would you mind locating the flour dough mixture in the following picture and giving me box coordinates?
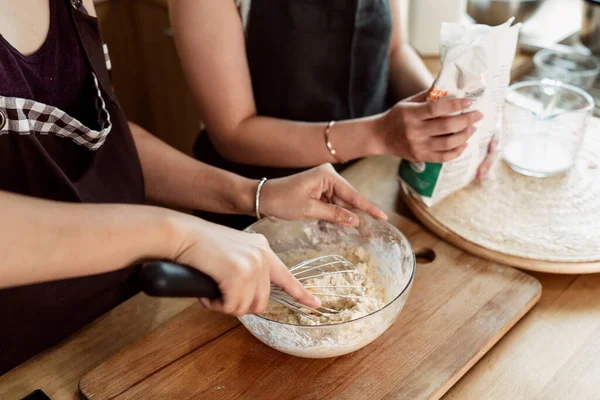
[262,245,386,325]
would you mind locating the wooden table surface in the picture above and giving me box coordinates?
[2,49,597,399]
[344,156,600,400]
[2,156,599,400]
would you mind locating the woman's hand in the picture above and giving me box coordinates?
[476,134,500,181]
[169,214,321,316]
[378,90,484,163]
[258,164,388,227]
[165,164,386,316]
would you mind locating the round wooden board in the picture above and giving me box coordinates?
[399,188,600,275]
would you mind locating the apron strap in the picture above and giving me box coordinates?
[63,0,114,96]
[64,0,112,73]
[66,0,85,14]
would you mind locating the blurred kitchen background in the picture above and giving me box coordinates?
[93,0,600,156]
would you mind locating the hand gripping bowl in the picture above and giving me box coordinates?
[239,212,416,358]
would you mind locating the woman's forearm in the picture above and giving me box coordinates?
[170,0,385,168]
[388,0,434,100]
[0,191,174,289]
[209,114,383,167]
[389,43,434,100]
[129,122,257,214]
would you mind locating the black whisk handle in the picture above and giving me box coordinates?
[138,261,221,299]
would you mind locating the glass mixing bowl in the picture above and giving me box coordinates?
[467,0,544,26]
[239,212,415,358]
[534,49,600,90]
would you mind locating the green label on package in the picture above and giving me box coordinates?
[398,160,443,198]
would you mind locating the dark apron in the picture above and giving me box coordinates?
[0,0,145,375]
[194,0,393,230]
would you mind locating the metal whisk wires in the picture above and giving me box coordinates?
[269,255,366,321]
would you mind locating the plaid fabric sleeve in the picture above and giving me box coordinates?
[0,73,112,151]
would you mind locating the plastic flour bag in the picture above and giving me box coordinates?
[398,18,521,206]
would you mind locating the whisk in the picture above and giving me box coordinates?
[269,255,366,320]
[138,255,366,319]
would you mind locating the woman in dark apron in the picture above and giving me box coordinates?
[171,0,495,230]
[0,0,385,375]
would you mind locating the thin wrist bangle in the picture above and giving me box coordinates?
[255,177,268,220]
[324,120,344,163]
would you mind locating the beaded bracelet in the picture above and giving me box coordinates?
[324,120,343,163]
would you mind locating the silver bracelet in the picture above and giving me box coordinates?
[255,177,268,220]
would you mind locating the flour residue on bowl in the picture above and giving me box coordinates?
[262,244,386,325]
[239,215,415,358]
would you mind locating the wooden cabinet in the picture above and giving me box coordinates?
[95,0,200,155]
[133,0,201,155]
[94,0,149,129]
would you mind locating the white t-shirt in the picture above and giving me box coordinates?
[235,0,251,29]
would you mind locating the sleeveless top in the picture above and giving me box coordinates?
[0,0,97,181]
[0,0,145,375]
[194,0,394,229]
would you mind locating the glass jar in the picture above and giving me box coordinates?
[502,80,595,177]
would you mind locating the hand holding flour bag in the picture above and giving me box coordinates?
[398,18,521,206]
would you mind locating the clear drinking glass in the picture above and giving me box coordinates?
[502,80,595,178]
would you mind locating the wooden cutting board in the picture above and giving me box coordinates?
[400,188,600,274]
[79,212,541,400]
